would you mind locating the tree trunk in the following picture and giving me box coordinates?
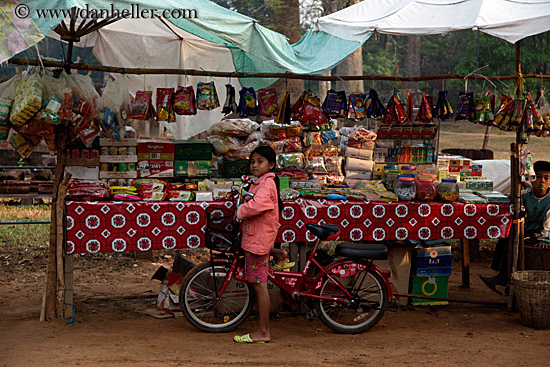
[403,35,421,93]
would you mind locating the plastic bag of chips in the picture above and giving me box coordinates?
[348,93,366,120]
[275,90,291,124]
[415,93,434,123]
[435,90,454,120]
[277,153,306,171]
[8,132,41,158]
[196,81,220,110]
[455,91,474,120]
[365,89,387,118]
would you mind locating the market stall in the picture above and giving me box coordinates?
[2,0,550,321]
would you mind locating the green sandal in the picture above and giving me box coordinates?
[233,333,266,343]
[271,262,295,271]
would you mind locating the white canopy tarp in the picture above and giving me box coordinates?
[316,0,550,44]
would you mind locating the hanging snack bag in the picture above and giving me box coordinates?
[196,81,220,110]
[493,95,513,127]
[347,93,366,120]
[238,87,257,117]
[435,90,454,120]
[8,132,41,158]
[277,153,306,171]
[322,89,347,118]
[365,88,387,118]
[382,91,407,125]
[130,91,154,120]
[173,86,196,115]
[9,73,43,126]
[156,87,175,122]
[257,88,278,117]
[455,91,474,120]
[404,89,413,122]
[0,98,12,141]
[415,93,434,123]
[276,90,291,124]
[222,84,237,115]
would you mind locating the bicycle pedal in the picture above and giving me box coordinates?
[307,309,318,321]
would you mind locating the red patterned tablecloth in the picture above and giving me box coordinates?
[65,199,513,255]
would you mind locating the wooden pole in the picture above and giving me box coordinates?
[56,172,72,318]
[508,41,525,309]
[8,57,550,83]
[460,239,470,288]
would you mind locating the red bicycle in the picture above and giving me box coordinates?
[180,179,395,334]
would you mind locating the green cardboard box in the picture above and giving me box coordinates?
[173,139,212,161]
[221,160,251,178]
[175,160,211,177]
[411,275,448,306]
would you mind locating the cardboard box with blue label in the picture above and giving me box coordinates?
[415,245,451,276]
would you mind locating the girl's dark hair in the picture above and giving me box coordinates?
[250,145,283,214]
[534,161,550,173]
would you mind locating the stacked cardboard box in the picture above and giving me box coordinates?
[173,139,212,177]
[411,243,451,306]
[137,139,175,178]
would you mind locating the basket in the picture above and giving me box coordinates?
[512,270,550,329]
[205,207,238,253]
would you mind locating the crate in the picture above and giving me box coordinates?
[411,275,449,306]
[414,245,451,276]
[174,160,210,177]
[173,139,212,161]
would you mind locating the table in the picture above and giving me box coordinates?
[66,199,512,254]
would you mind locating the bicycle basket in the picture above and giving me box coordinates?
[205,207,238,252]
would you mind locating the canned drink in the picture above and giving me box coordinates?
[119,163,128,172]
[91,149,100,159]
[127,147,136,155]
[108,146,118,155]
[71,149,80,159]
[81,150,90,159]
[100,163,109,171]
[127,163,136,171]
[118,146,128,155]
[109,163,118,172]
[100,147,109,155]
[117,179,126,186]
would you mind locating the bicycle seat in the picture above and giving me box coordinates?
[335,242,388,260]
[305,223,340,241]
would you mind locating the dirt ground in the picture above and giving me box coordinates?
[1,249,549,367]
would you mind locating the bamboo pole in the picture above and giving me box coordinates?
[8,57,550,83]
[56,172,72,318]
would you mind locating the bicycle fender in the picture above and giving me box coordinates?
[314,259,395,300]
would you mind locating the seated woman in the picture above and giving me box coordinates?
[480,160,550,295]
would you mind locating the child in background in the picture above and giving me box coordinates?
[233,145,289,343]
[480,160,550,294]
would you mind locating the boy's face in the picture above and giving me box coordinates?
[533,170,550,197]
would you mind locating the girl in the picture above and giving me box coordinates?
[233,145,290,343]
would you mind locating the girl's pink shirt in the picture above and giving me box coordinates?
[236,172,279,255]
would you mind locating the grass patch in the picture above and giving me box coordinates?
[0,204,51,250]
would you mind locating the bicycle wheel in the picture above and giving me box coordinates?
[180,262,255,332]
[315,267,388,334]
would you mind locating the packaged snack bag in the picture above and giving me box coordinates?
[9,73,43,126]
[156,87,175,122]
[222,84,237,115]
[322,89,347,118]
[347,93,366,120]
[275,90,291,124]
[382,90,407,124]
[365,88,387,118]
[435,90,454,120]
[415,94,434,123]
[238,87,257,117]
[257,88,278,117]
[130,90,155,120]
[173,86,196,115]
[196,81,220,110]
[455,91,474,120]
